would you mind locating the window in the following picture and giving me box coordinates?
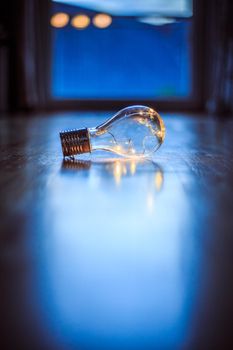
[51,0,194,102]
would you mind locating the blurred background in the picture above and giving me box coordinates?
[1,2,233,350]
[0,0,232,114]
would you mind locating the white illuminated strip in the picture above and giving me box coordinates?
[53,0,193,17]
[139,17,176,26]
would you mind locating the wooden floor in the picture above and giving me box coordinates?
[1,112,233,350]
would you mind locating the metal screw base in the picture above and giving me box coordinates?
[60,128,91,157]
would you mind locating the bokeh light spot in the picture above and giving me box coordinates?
[71,14,90,29]
[93,14,112,29]
[50,12,69,28]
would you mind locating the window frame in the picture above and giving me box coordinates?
[47,0,205,111]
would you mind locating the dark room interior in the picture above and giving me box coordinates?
[1,1,233,349]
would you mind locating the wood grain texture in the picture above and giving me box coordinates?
[1,112,233,350]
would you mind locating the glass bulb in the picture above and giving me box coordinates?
[60,105,165,158]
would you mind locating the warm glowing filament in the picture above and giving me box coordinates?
[93,14,112,28]
[50,13,69,28]
[114,145,122,153]
[71,14,90,29]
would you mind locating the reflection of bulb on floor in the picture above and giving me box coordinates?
[130,160,136,175]
[155,170,163,191]
[146,171,163,213]
[147,192,155,212]
[113,161,123,186]
[60,105,165,158]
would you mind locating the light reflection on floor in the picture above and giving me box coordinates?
[39,155,196,349]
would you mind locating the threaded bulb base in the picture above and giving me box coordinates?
[60,128,91,157]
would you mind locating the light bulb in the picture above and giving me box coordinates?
[60,105,165,158]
